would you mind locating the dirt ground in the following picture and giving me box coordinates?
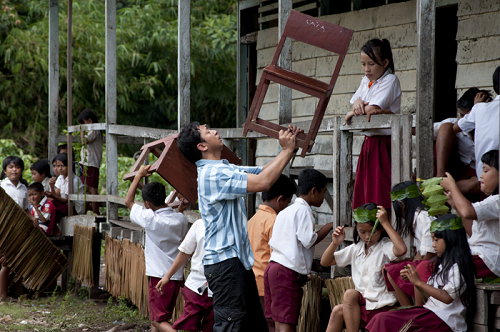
[0,293,152,332]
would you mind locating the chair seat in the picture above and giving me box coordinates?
[264,65,330,94]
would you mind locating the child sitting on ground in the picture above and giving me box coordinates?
[156,218,214,332]
[125,165,189,332]
[366,215,476,332]
[78,109,103,215]
[320,203,406,332]
[30,159,52,192]
[28,182,56,236]
[265,169,334,332]
[440,149,500,278]
[248,174,298,332]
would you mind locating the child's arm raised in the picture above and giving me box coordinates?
[314,222,334,245]
[401,265,453,304]
[125,165,150,209]
[320,226,345,267]
[440,173,477,220]
[376,206,407,257]
[156,251,191,294]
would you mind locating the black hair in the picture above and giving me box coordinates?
[298,169,327,196]
[27,182,44,193]
[456,87,492,112]
[2,156,24,172]
[30,159,52,178]
[141,182,166,207]
[177,122,205,164]
[481,150,499,195]
[77,109,98,124]
[353,202,388,243]
[262,174,297,201]
[391,181,426,238]
[430,214,476,311]
[57,144,67,154]
[361,38,395,74]
[54,153,68,166]
[493,66,500,95]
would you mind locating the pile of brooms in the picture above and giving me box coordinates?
[72,224,96,287]
[0,187,69,293]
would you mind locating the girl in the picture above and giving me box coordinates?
[78,109,103,215]
[346,38,402,210]
[30,159,52,192]
[45,153,85,219]
[320,203,406,332]
[440,149,500,278]
[384,181,436,306]
[366,214,476,332]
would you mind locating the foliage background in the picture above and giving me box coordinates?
[0,0,238,157]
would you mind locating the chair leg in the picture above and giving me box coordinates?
[301,96,329,158]
[243,74,270,136]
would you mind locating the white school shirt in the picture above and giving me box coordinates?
[130,204,188,279]
[350,70,401,136]
[433,118,475,168]
[178,219,212,297]
[55,174,85,214]
[269,198,318,275]
[1,178,29,210]
[413,209,436,257]
[41,177,51,192]
[457,96,500,178]
[334,238,400,310]
[424,263,467,332]
[80,130,103,168]
[469,194,500,277]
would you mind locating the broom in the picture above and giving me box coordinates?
[72,224,95,286]
[297,274,322,332]
[324,277,355,308]
[0,187,69,293]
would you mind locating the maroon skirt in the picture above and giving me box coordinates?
[473,255,498,278]
[366,306,452,331]
[358,292,392,327]
[384,260,433,298]
[353,136,392,210]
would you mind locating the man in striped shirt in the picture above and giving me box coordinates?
[178,122,301,332]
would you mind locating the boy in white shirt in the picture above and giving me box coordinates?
[265,169,333,331]
[156,219,214,332]
[125,165,189,332]
[30,159,52,192]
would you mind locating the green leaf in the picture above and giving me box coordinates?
[430,217,463,232]
[368,218,380,243]
[420,177,443,190]
[353,208,378,223]
[389,185,420,201]
[422,184,444,198]
[428,205,450,216]
[426,194,448,207]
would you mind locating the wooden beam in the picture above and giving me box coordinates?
[108,124,177,139]
[67,0,73,216]
[178,0,190,130]
[416,0,435,180]
[67,123,107,133]
[278,0,292,125]
[48,0,59,164]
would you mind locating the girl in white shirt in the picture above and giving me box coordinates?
[441,149,500,278]
[345,39,402,210]
[366,214,476,332]
[321,203,407,332]
[384,181,436,306]
[30,159,52,192]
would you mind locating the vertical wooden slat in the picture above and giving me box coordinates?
[402,115,413,182]
[178,0,191,130]
[339,130,353,225]
[331,116,341,279]
[278,0,292,125]
[390,116,402,187]
[48,0,59,164]
[67,0,73,216]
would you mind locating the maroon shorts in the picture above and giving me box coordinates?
[80,165,99,189]
[366,306,452,331]
[384,260,433,298]
[148,277,181,322]
[172,287,214,332]
[353,136,392,210]
[358,292,392,327]
[473,255,498,278]
[264,261,307,325]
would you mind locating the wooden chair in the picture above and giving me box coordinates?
[242,10,353,157]
[123,134,241,205]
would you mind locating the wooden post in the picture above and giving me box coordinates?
[67,0,73,216]
[88,230,101,299]
[278,0,292,125]
[106,0,118,221]
[178,0,190,130]
[416,0,435,180]
[48,0,59,163]
[331,116,341,279]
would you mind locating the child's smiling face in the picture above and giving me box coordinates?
[4,162,22,183]
[480,164,499,195]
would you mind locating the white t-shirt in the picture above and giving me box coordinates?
[1,178,29,210]
[350,70,401,136]
[413,209,436,257]
[178,219,212,297]
[457,96,500,178]
[269,198,318,275]
[41,177,51,192]
[469,195,500,277]
[80,130,103,168]
[433,118,475,168]
[130,204,188,279]
[424,263,467,332]
[55,174,85,214]
[334,237,400,310]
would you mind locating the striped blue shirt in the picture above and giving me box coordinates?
[196,159,262,270]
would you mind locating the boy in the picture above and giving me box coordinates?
[156,218,214,332]
[177,122,302,332]
[30,159,52,192]
[265,169,334,332]
[28,182,56,236]
[247,174,297,332]
[125,165,189,332]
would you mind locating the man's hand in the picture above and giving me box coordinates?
[278,129,296,152]
[135,165,151,180]
[177,199,190,214]
[331,226,345,246]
